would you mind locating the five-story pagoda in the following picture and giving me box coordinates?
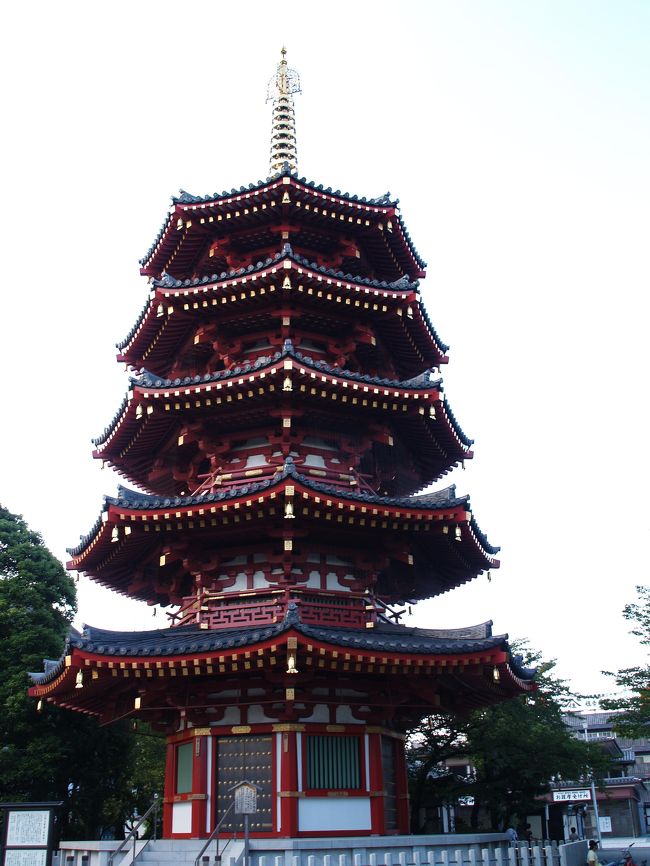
[30,52,534,840]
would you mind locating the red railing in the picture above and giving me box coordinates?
[190,462,377,496]
[168,590,372,630]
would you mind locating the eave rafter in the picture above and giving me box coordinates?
[140,174,425,283]
[29,630,531,722]
[67,470,498,606]
[119,253,446,375]
[93,353,471,485]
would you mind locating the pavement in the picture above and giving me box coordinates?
[600,838,650,865]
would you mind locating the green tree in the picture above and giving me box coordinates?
[0,504,165,839]
[602,585,650,736]
[407,713,473,832]
[407,644,609,833]
[0,503,76,802]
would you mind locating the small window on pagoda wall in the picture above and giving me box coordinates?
[306,735,362,791]
[176,742,193,794]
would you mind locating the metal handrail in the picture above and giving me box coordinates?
[108,794,160,866]
[194,802,235,866]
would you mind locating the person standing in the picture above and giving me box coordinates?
[588,840,602,866]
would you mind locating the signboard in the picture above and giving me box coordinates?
[234,783,258,815]
[4,852,47,866]
[599,816,612,833]
[6,812,50,848]
[0,802,61,866]
[552,790,591,802]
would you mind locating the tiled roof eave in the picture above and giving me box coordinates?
[65,466,476,560]
[140,172,424,277]
[27,618,535,688]
[121,250,448,372]
[104,470,470,514]
[121,250,448,369]
[135,346,443,392]
[116,295,151,351]
[92,342,456,450]
[151,247,420,295]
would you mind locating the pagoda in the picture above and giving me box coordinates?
[30,51,534,840]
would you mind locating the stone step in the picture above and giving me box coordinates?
[135,839,243,866]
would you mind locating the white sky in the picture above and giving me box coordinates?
[1,0,649,698]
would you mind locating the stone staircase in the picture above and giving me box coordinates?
[130,838,243,866]
[56,838,243,866]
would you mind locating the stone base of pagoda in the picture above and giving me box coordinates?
[163,721,409,839]
[58,833,514,866]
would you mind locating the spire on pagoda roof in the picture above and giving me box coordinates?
[267,47,301,176]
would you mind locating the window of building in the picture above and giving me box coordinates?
[176,742,193,794]
[306,735,361,790]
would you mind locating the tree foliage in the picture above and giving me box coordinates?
[0,504,165,839]
[408,644,609,833]
[602,585,650,736]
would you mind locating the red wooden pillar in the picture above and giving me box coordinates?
[395,736,410,834]
[279,730,299,837]
[368,732,385,835]
[162,740,176,838]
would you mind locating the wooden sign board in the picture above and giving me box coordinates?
[234,783,258,814]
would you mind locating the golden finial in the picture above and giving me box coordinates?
[267,47,301,176]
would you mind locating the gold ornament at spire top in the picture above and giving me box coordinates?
[267,47,301,176]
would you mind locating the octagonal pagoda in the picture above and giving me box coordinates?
[30,51,534,840]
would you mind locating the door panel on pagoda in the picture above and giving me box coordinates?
[216,735,273,833]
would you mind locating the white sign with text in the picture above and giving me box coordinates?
[4,850,48,866]
[6,811,50,847]
[552,790,591,802]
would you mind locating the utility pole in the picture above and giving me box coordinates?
[584,722,602,843]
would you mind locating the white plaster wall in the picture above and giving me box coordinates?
[171,802,193,834]
[219,706,241,725]
[252,570,266,588]
[297,704,329,723]
[335,704,363,724]
[298,798,371,832]
[225,572,247,592]
[306,570,321,588]
[304,454,326,467]
[326,572,346,590]
[248,704,277,724]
